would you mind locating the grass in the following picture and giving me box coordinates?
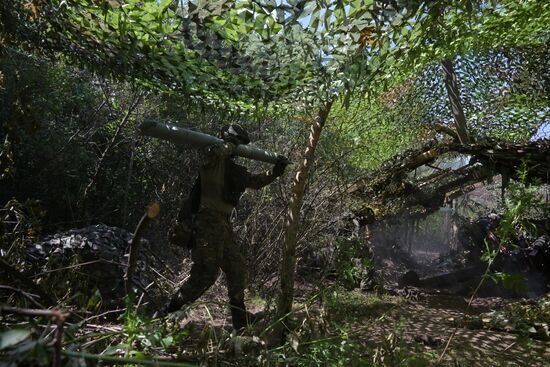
[323,286,405,322]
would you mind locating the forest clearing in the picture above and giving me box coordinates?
[1,1,549,366]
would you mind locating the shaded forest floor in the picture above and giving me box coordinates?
[2,275,549,366]
[82,280,548,366]
[358,292,550,366]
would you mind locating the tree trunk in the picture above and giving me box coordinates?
[441,59,470,144]
[275,100,333,342]
[122,136,138,226]
[125,202,159,297]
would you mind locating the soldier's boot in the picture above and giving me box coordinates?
[246,310,266,324]
[229,298,247,330]
[165,268,219,312]
[164,294,188,314]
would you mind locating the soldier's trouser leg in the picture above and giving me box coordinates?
[166,213,223,312]
[220,224,247,330]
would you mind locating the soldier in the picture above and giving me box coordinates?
[165,124,288,330]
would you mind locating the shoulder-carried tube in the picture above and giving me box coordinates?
[139,120,288,164]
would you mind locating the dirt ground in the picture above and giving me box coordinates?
[152,278,549,366]
[360,291,550,366]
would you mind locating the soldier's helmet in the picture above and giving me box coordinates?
[220,124,250,145]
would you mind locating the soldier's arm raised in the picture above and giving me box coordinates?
[246,157,288,190]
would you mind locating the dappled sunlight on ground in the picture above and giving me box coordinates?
[347,292,550,366]
[153,284,549,365]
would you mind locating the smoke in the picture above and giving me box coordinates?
[370,209,549,298]
[371,209,461,266]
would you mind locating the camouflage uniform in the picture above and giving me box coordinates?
[167,142,285,329]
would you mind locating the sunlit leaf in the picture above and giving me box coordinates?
[0,329,32,350]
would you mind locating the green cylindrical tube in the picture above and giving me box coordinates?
[139,120,288,164]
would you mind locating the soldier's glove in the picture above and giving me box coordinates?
[273,156,289,177]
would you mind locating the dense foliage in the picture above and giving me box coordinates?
[1,0,549,365]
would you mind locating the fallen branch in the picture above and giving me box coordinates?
[431,122,460,142]
[83,324,124,333]
[0,285,45,309]
[32,259,107,278]
[74,308,125,324]
[61,350,197,367]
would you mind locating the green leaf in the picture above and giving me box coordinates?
[491,272,528,292]
[129,350,147,359]
[161,335,174,348]
[0,329,32,350]
[102,343,130,355]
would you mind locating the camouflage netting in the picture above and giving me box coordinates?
[20,224,163,310]
[348,139,550,220]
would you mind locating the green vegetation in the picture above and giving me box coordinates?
[1,0,549,366]
[463,294,550,340]
[497,160,550,247]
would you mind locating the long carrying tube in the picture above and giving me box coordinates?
[139,120,287,164]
